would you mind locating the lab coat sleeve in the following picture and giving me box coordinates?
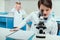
[51,19,58,35]
[17,13,32,28]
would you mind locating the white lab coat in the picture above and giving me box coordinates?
[11,8,27,27]
[18,11,58,35]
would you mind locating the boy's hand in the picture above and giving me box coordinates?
[10,27,20,32]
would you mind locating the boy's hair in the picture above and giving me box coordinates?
[38,0,52,9]
[16,2,21,5]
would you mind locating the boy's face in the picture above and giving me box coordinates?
[15,4,21,11]
[40,4,52,18]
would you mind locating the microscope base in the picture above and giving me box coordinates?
[36,34,46,38]
[36,36,45,38]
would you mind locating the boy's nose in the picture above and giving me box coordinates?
[43,11,47,16]
[43,14,46,16]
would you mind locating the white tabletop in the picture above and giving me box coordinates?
[32,34,60,40]
[1,27,60,40]
[7,30,34,40]
[0,27,13,40]
[56,19,60,21]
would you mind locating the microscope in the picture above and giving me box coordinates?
[36,11,47,38]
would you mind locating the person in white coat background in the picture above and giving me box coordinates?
[12,0,58,35]
[11,2,27,28]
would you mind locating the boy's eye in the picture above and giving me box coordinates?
[46,9,49,11]
[41,10,44,13]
